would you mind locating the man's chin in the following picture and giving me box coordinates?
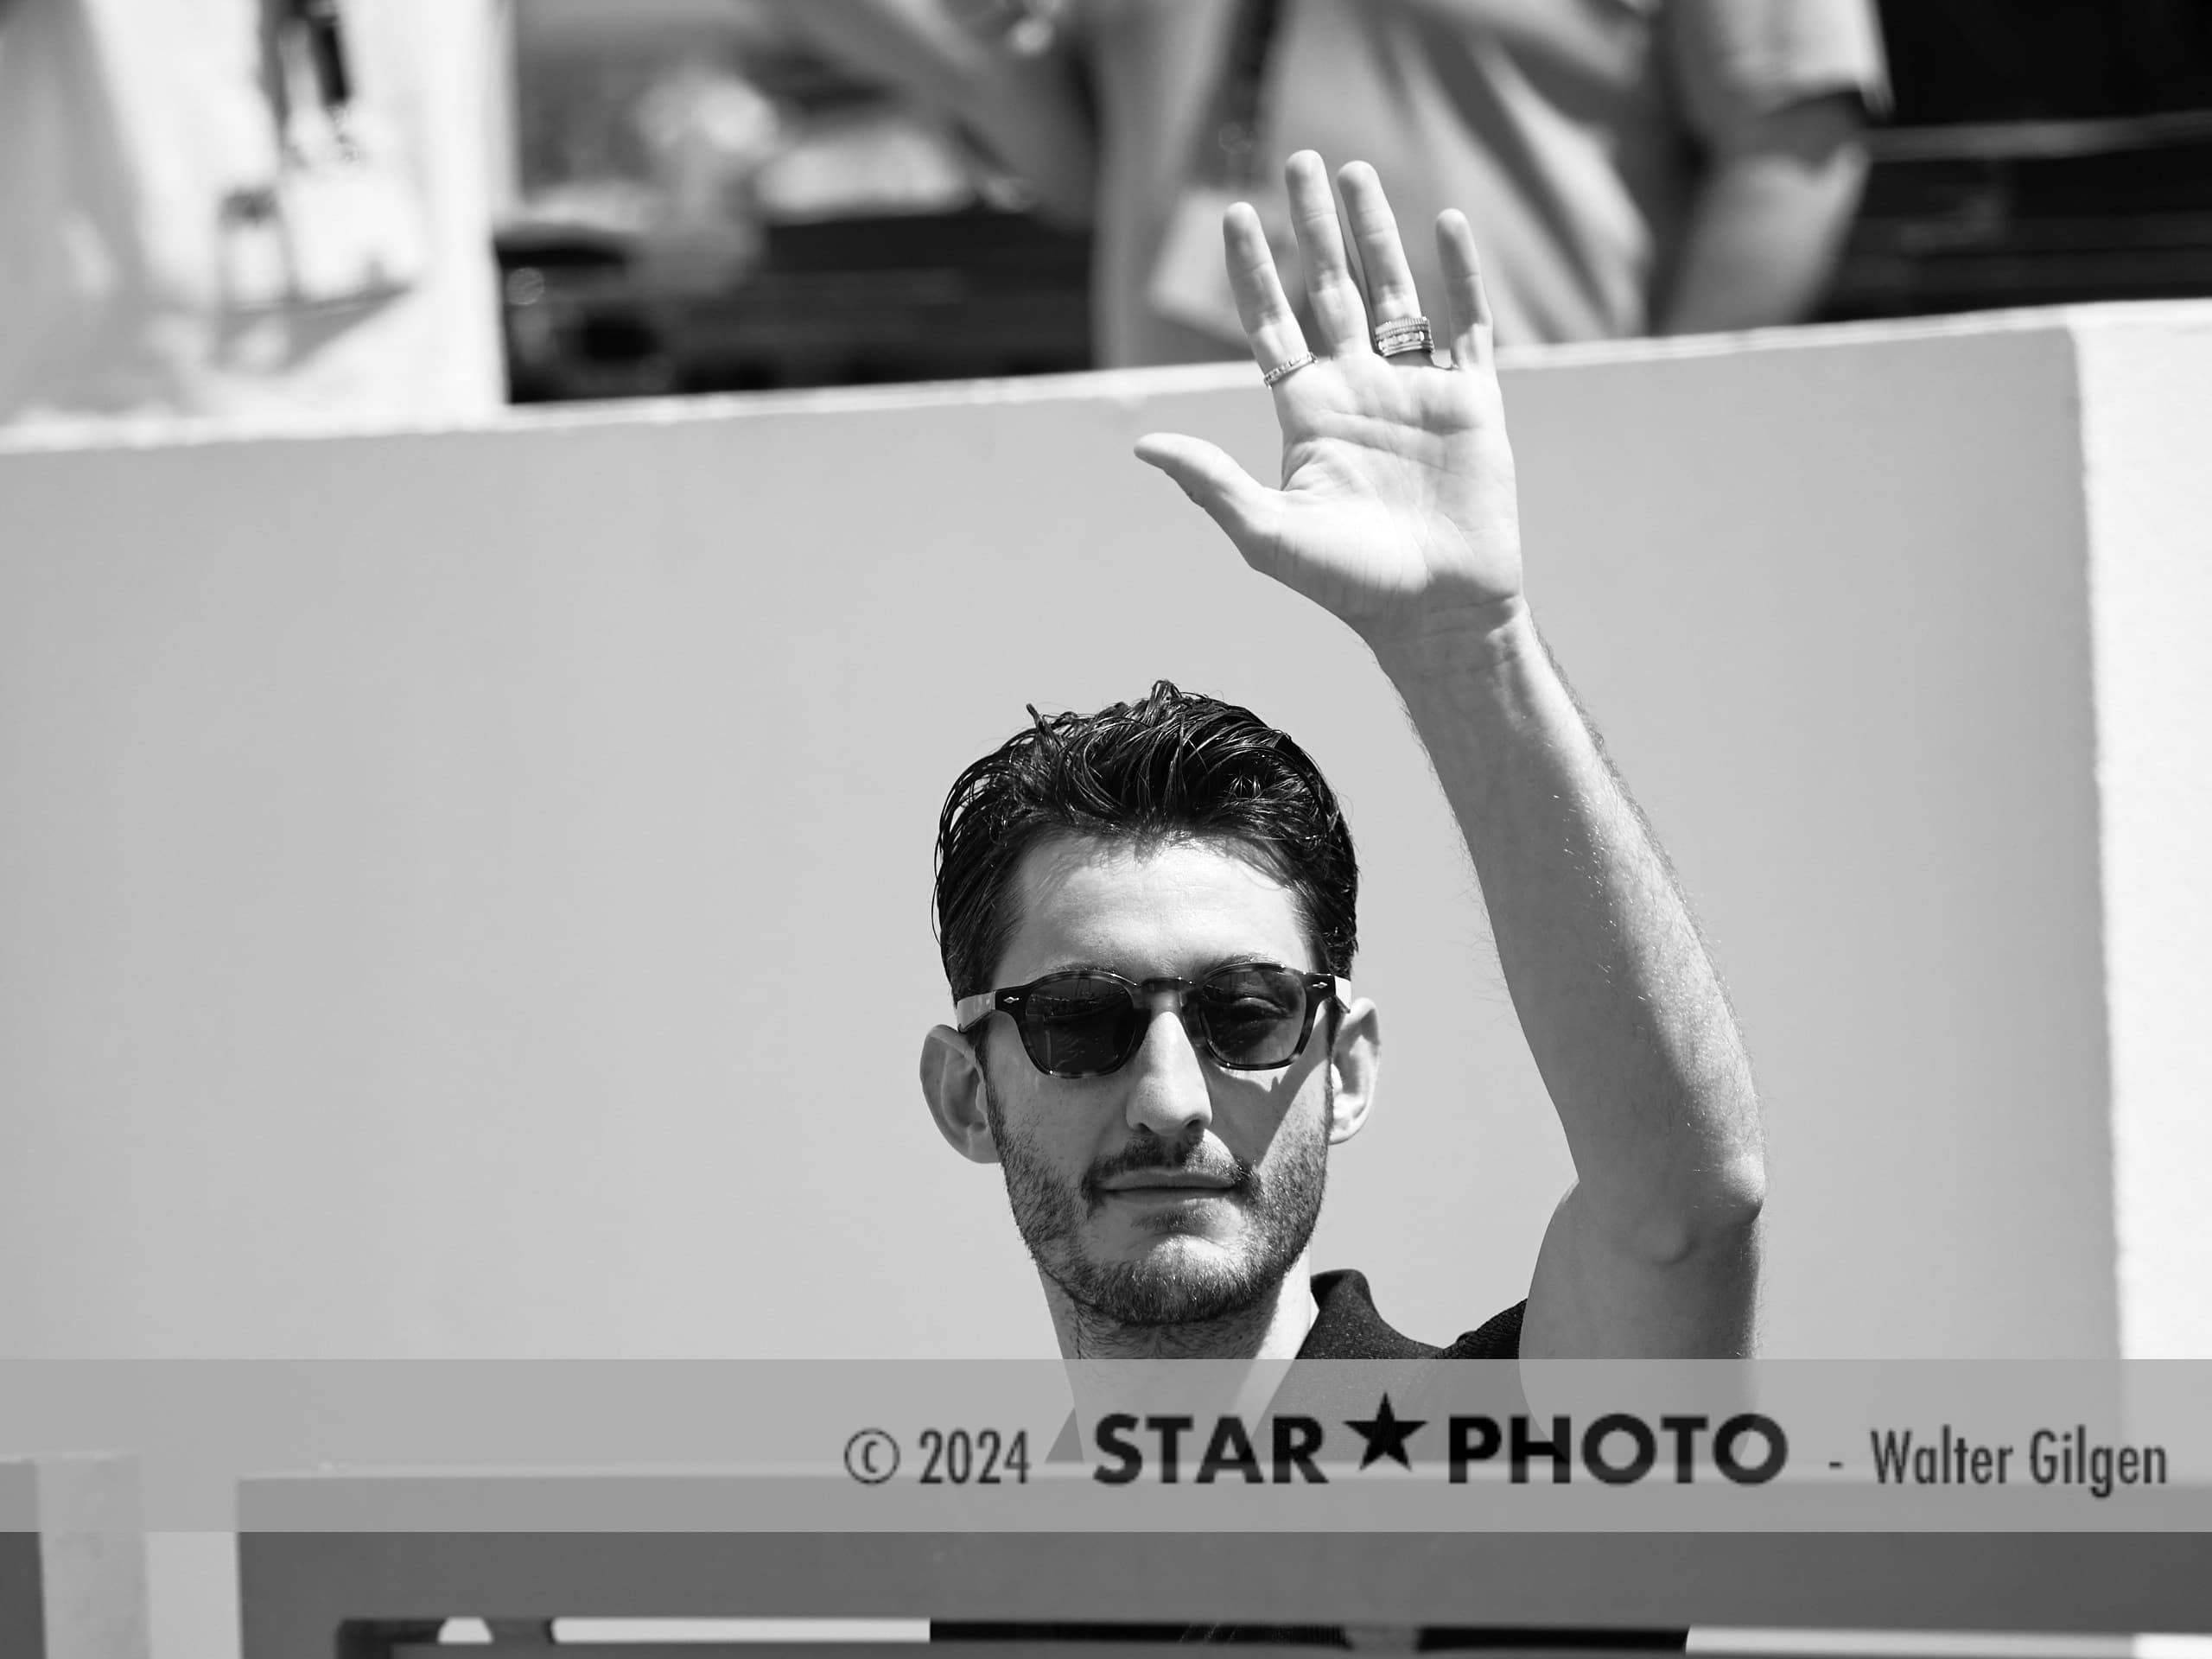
[1050,1232,1281,1328]
[1090,1202,1255,1267]
[1100,1227,1240,1267]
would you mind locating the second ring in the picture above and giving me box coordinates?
[1372,316,1436,359]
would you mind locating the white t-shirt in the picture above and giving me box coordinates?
[1076,0,1890,359]
[0,0,503,429]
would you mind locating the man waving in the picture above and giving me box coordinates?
[922,152,1764,1364]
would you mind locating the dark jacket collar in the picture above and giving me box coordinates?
[1296,1268,1441,1359]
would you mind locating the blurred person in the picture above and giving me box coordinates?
[631,58,785,287]
[0,0,504,429]
[790,0,1887,359]
[923,154,1763,1372]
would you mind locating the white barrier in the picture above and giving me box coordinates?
[3,302,2209,1654]
[3,306,2209,1366]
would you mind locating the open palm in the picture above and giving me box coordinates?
[1137,156,1525,658]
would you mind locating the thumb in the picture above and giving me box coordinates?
[1135,432,1275,557]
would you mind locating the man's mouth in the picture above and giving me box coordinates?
[1099,1173,1237,1194]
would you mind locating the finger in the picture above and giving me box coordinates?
[1436,209,1497,372]
[1135,432,1278,563]
[1337,162,1422,327]
[1282,150,1369,353]
[1222,201,1310,377]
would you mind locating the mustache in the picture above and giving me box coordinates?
[1082,1136,1251,1198]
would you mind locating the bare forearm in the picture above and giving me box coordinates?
[1659,101,1869,335]
[1376,604,1764,1261]
[780,0,1096,221]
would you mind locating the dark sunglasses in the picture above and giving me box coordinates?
[954,963,1351,1080]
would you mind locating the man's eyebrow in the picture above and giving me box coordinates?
[1028,951,1293,980]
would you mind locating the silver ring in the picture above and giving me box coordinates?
[1372,316,1435,358]
[1261,352,1316,387]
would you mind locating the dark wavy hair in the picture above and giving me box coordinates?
[933,682,1359,1001]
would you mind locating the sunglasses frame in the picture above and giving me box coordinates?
[954,963,1353,1079]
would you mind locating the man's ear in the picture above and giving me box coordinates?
[920,1025,1001,1165]
[1325,996,1381,1145]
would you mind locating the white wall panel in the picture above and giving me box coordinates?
[4,308,2204,1372]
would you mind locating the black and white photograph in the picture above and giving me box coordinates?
[3,3,2211,1658]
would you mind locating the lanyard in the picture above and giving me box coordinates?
[291,0,356,111]
[265,0,356,130]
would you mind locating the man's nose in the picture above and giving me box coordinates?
[1121,1002,1213,1140]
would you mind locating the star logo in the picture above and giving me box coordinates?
[1343,1394,1426,1471]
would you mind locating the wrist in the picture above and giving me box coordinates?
[1365,594,1539,690]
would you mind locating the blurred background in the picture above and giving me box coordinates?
[503,0,2212,399]
[5,0,2212,423]
[499,0,1092,400]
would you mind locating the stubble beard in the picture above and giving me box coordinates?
[983,1071,1332,1332]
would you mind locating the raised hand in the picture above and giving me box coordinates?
[1135,153,1525,660]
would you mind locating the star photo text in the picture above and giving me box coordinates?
[1090,1398,1789,1485]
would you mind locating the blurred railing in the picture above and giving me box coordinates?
[0,1454,149,1659]
[1803,111,2212,322]
[232,1478,2212,1659]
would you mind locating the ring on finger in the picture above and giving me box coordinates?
[1261,351,1317,387]
[1371,316,1437,359]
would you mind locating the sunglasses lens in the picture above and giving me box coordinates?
[1021,974,1141,1077]
[1192,965,1312,1066]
